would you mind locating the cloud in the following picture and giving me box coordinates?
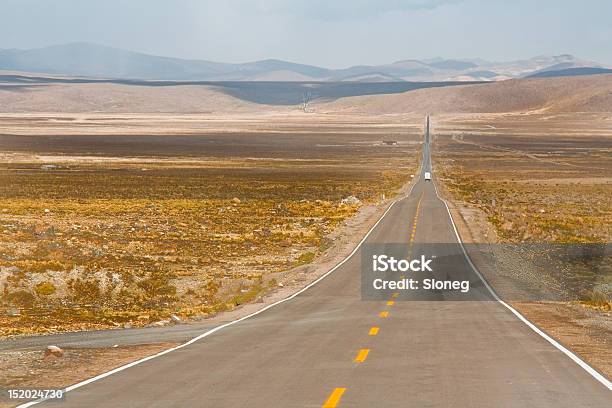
[242,0,463,20]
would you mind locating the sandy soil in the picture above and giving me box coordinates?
[0,343,176,407]
[0,111,422,136]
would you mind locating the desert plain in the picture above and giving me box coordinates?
[0,74,610,394]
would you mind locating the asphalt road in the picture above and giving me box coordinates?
[17,122,611,407]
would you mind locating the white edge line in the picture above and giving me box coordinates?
[16,179,418,407]
[431,177,612,391]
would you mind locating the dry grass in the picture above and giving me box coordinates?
[434,113,612,243]
[433,112,612,306]
[0,116,420,336]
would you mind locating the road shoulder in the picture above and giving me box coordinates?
[437,179,612,380]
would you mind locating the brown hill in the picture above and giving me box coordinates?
[1,74,610,115]
[318,74,612,114]
[0,82,263,113]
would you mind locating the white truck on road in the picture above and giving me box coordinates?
[424,172,432,181]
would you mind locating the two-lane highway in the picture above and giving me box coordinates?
[22,118,610,407]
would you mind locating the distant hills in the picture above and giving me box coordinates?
[0,42,610,82]
[526,67,612,78]
[320,75,612,114]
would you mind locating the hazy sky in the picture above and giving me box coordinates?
[2,0,611,67]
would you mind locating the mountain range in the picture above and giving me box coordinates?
[0,43,610,82]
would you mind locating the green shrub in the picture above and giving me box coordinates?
[137,271,177,303]
[296,251,316,265]
[69,278,101,303]
[35,281,56,296]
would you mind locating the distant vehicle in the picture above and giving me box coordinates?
[424,172,432,181]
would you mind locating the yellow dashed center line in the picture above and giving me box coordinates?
[354,349,370,363]
[410,194,423,244]
[322,191,425,407]
[322,388,346,408]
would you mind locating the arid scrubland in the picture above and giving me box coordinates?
[0,115,420,336]
[433,113,611,243]
[433,112,612,307]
